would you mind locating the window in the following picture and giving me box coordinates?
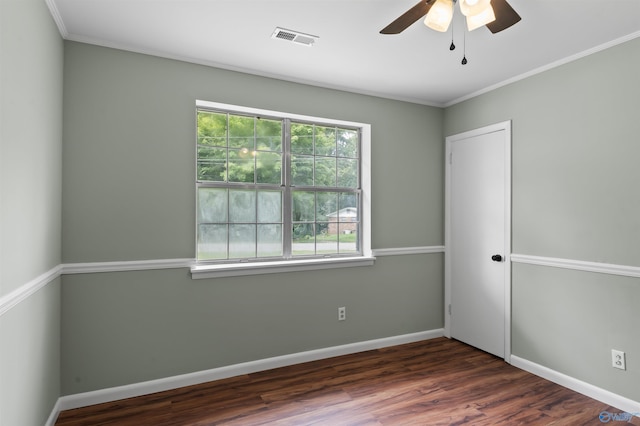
[193,100,372,278]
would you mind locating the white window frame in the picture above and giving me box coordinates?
[191,100,373,279]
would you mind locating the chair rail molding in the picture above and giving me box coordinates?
[0,265,62,316]
[510,254,640,279]
[372,246,445,256]
[1,246,445,316]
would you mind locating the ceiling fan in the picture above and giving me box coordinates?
[380,0,521,35]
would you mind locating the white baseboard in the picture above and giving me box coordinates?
[47,335,640,424]
[45,398,63,426]
[511,355,640,417]
[50,329,443,421]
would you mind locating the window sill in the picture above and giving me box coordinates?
[190,256,376,279]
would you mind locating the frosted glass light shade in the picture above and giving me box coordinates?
[460,0,492,17]
[466,4,496,31]
[424,0,454,32]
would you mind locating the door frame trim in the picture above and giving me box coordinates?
[444,120,512,362]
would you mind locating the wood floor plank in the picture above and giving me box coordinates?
[55,338,640,425]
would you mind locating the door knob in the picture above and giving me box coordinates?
[491,254,503,262]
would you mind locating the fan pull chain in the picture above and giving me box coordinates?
[461,29,468,65]
[450,15,456,50]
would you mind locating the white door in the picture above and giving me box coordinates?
[445,122,511,360]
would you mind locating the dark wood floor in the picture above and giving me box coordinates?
[55,337,639,425]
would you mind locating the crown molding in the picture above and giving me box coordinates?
[45,0,68,38]
[445,30,640,107]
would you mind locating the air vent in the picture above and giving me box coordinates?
[271,27,318,46]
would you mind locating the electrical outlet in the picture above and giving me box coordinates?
[612,349,626,370]
[338,306,346,321]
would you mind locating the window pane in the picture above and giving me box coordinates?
[197,146,223,160]
[258,190,282,223]
[317,192,337,222]
[315,126,336,156]
[229,190,256,223]
[337,158,358,188]
[316,223,337,255]
[292,223,315,256]
[197,147,227,182]
[198,136,227,148]
[228,115,254,149]
[256,119,282,151]
[198,161,225,182]
[291,123,313,155]
[256,152,281,184]
[198,111,227,146]
[337,193,359,254]
[258,224,282,257]
[198,188,227,223]
[229,224,256,258]
[315,157,336,187]
[339,192,358,214]
[337,129,358,158]
[197,224,227,260]
[291,155,314,186]
[228,149,255,183]
[292,191,315,222]
[338,227,358,254]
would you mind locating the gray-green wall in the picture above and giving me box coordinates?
[0,0,63,424]
[60,42,445,395]
[444,37,640,402]
[2,4,638,420]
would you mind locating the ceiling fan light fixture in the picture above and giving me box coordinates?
[460,0,492,17]
[466,4,496,31]
[424,0,454,32]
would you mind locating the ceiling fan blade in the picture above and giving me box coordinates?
[380,0,434,34]
[486,0,521,33]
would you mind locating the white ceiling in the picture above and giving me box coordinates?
[48,0,640,106]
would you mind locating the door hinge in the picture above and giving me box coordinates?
[448,304,452,315]
[449,152,452,164]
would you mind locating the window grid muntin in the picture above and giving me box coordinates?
[290,188,361,258]
[288,121,360,189]
[196,183,285,261]
[197,110,284,185]
[196,107,362,264]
